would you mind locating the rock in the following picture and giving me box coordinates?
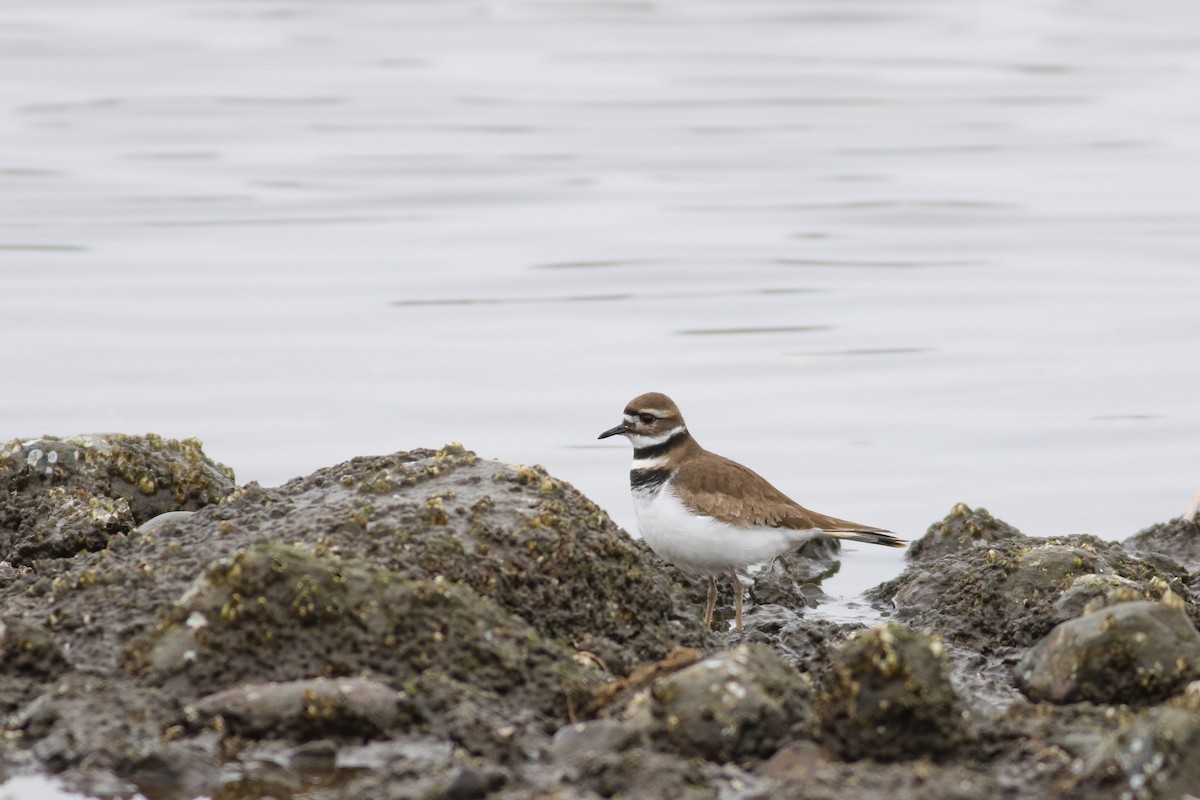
[757,740,828,778]
[314,738,512,800]
[1063,700,1200,799]
[616,644,814,763]
[187,677,417,740]
[1124,516,1200,574]
[818,624,969,761]
[549,718,645,765]
[442,764,507,800]
[1015,600,1200,706]
[663,541,841,633]
[763,758,1005,799]
[739,607,862,684]
[0,443,709,790]
[191,446,712,667]
[0,446,708,681]
[0,434,235,562]
[16,437,1200,800]
[547,723,732,800]
[1052,572,1187,619]
[747,545,840,612]
[871,528,1196,651]
[0,616,71,713]
[906,503,1025,564]
[567,748,726,800]
[1053,573,1148,618]
[125,740,222,800]
[7,673,181,796]
[124,543,603,729]
[0,617,67,675]
[133,510,196,536]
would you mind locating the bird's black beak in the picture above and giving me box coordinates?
[597,423,627,440]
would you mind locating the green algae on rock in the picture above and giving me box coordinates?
[1015,600,1200,706]
[124,543,603,726]
[818,624,969,761]
[200,446,712,670]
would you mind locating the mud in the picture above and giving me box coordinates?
[3,445,1200,800]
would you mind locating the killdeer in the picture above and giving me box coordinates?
[599,392,905,632]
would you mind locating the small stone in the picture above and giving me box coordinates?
[617,644,813,763]
[1066,705,1200,798]
[817,623,969,761]
[1015,600,1200,706]
[189,677,416,740]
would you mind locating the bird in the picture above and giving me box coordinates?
[598,391,905,632]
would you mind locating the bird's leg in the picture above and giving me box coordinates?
[704,576,718,628]
[731,569,744,632]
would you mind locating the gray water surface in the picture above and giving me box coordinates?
[4,0,1199,604]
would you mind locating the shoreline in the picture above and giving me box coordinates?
[2,434,1198,800]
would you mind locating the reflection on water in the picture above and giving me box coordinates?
[3,0,1199,613]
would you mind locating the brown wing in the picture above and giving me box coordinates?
[672,451,889,533]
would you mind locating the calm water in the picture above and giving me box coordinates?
[3,0,1199,608]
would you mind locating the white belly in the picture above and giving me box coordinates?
[631,484,819,575]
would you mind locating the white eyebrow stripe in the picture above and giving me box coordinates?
[627,408,673,418]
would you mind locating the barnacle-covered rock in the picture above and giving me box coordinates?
[0,434,234,561]
[871,511,1195,651]
[818,624,969,761]
[1015,600,1200,706]
[615,644,814,763]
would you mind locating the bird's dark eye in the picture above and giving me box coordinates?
[639,413,656,425]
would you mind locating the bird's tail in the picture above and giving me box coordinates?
[828,529,907,548]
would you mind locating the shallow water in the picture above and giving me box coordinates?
[3,0,1199,606]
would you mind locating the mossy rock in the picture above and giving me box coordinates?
[123,543,601,725]
[201,446,711,669]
